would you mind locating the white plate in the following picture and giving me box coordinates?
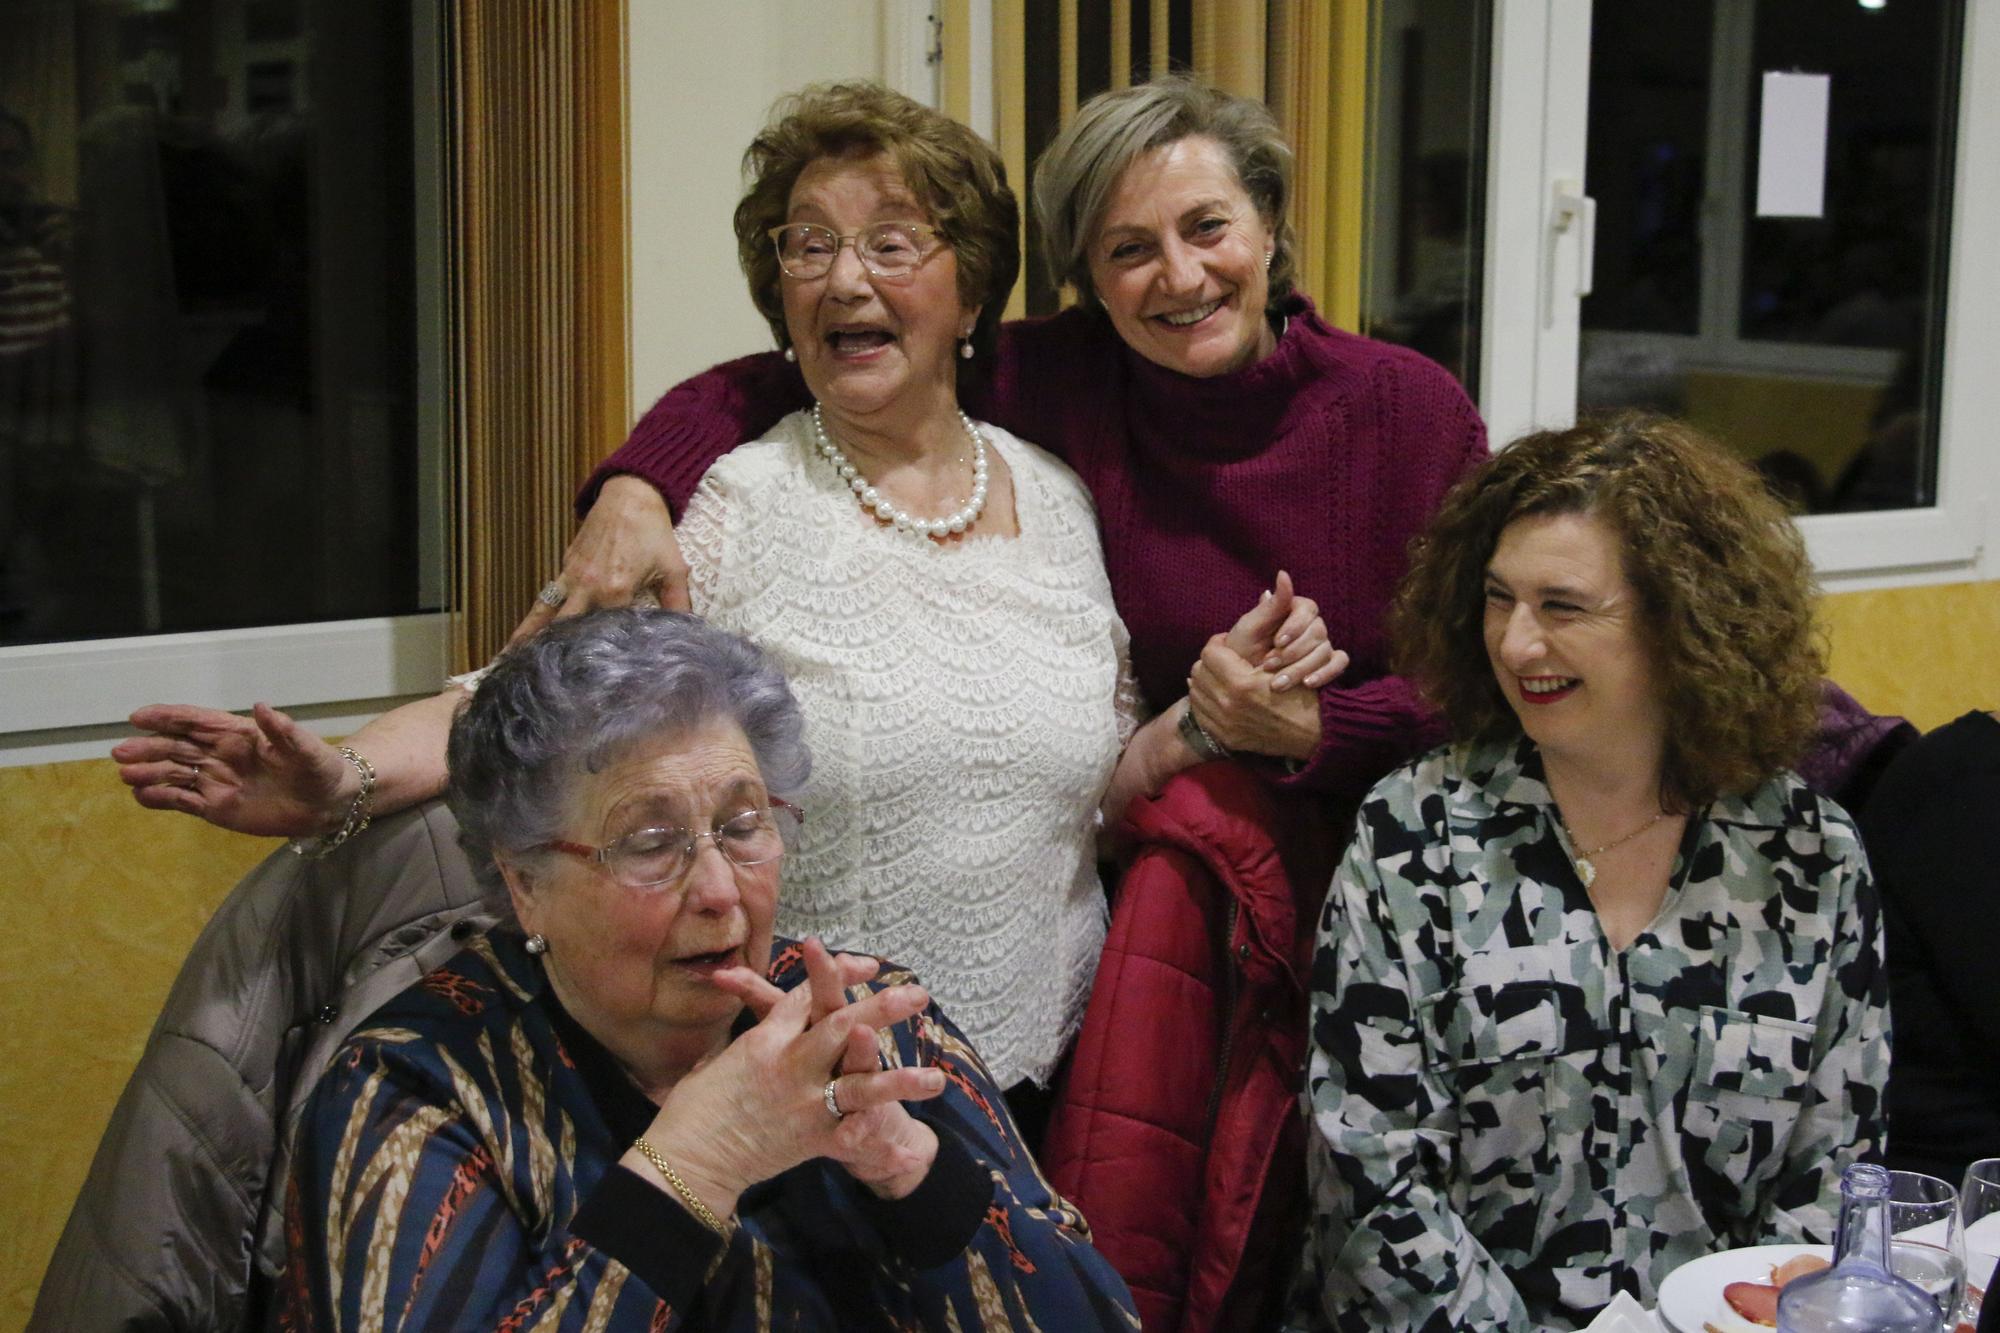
[1655,1244,1832,1333]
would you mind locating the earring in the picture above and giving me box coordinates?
[782,346,796,363]
[959,338,974,360]
[1264,249,1273,271]
[524,933,548,956]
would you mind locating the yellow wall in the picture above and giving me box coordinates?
[1822,579,2000,729]
[0,761,276,1329]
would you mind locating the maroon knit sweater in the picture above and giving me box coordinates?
[581,294,1487,807]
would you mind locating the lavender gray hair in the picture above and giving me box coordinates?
[1031,75,1298,307]
[447,609,811,892]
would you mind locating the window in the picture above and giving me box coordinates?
[0,0,448,754]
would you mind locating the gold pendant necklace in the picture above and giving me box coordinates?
[1558,808,1669,888]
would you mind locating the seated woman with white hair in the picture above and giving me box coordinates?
[277,608,1137,1329]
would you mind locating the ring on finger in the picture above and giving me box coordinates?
[823,1077,845,1120]
[536,579,567,608]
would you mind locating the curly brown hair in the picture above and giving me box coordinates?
[732,82,1019,368]
[1391,413,1825,808]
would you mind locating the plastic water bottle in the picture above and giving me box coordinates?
[1776,1163,1944,1332]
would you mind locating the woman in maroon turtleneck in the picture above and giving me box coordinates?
[537,78,1486,837]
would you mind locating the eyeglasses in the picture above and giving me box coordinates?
[767,221,943,280]
[539,799,802,891]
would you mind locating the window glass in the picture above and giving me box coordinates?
[1578,0,1961,516]
[0,0,428,647]
[1359,0,1492,397]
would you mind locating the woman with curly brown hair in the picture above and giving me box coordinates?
[1289,414,1889,1331]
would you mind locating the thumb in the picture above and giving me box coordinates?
[252,702,311,757]
[507,601,558,648]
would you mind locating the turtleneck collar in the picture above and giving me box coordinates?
[1119,292,1324,453]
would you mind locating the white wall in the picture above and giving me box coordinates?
[625,3,927,416]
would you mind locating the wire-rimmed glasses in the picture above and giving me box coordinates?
[540,799,802,890]
[767,221,943,280]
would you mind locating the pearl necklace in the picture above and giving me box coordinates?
[811,402,989,541]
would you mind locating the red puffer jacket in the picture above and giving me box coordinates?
[1043,762,1318,1332]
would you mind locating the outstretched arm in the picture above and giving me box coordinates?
[533,315,1098,633]
[114,689,462,838]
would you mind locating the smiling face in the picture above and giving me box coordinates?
[502,721,780,1079]
[1482,510,1667,772]
[1086,135,1276,378]
[780,151,976,433]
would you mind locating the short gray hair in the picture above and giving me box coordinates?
[1032,75,1297,307]
[446,609,811,892]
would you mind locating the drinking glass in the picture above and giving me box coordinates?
[1958,1159,2000,1329]
[1886,1170,1966,1327]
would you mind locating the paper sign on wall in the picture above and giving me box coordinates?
[1756,71,1830,218]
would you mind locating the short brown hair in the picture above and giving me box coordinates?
[1391,414,1825,808]
[732,82,1019,367]
[1031,75,1297,307]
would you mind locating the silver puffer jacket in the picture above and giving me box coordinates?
[31,801,499,1331]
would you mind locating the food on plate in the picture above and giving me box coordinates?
[1703,1253,1831,1331]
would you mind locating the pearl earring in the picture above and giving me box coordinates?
[782,346,796,363]
[524,933,548,956]
[959,338,974,360]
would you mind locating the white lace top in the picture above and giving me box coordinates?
[680,410,1139,1088]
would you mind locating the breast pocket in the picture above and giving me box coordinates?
[1683,1006,1814,1198]
[1417,980,1595,1186]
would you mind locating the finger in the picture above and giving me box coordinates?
[1198,635,1258,683]
[109,734,194,765]
[1301,648,1351,690]
[506,601,558,648]
[709,965,787,1018]
[1275,642,1337,692]
[754,977,816,1041]
[832,1065,947,1115]
[118,759,206,791]
[251,702,313,756]
[840,1018,880,1076]
[556,586,612,620]
[1230,579,1290,647]
[658,574,694,614]
[125,703,246,738]
[803,984,929,1066]
[802,937,850,1024]
[1261,622,1327,672]
[831,953,882,988]
[130,780,208,815]
[1271,577,1312,649]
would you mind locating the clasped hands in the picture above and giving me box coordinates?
[637,939,949,1227]
[1189,570,1351,763]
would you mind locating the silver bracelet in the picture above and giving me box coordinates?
[1177,700,1231,763]
[288,746,377,859]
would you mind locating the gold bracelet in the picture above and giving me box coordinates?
[630,1137,727,1236]
[287,746,377,860]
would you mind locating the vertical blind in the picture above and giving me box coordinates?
[444,0,627,671]
[975,0,1367,329]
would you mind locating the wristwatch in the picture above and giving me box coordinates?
[1177,700,1231,763]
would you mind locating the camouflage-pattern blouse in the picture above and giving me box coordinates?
[1289,738,1887,1331]
[277,930,1138,1331]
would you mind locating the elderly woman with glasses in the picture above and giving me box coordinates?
[277,608,1137,1329]
[115,82,1334,1141]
